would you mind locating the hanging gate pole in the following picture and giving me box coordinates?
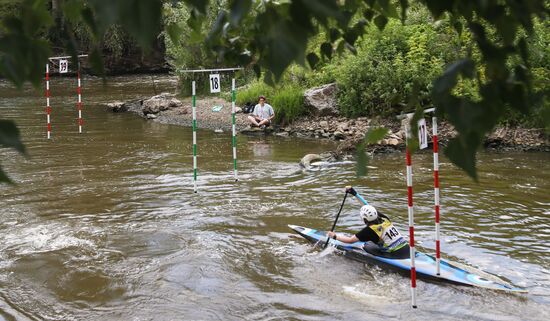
[77,63,83,133]
[231,78,238,181]
[45,63,52,139]
[192,81,198,193]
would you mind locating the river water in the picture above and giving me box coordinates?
[0,75,549,321]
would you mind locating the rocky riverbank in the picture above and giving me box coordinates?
[105,93,550,155]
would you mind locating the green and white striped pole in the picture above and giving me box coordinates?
[231,78,238,181]
[192,80,198,193]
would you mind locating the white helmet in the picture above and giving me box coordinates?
[360,205,378,222]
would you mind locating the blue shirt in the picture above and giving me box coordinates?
[253,103,274,120]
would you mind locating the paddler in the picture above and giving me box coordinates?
[327,204,410,258]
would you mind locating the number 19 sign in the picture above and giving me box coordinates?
[59,59,69,74]
[209,74,220,93]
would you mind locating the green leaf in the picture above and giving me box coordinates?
[253,64,261,78]
[424,0,451,19]
[320,42,332,59]
[184,0,209,15]
[356,142,367,177]
[356,127,389,176]
[373,15,388,30]
[364,127,389,145]
[329,28,341,42]
[377,0,399,19]
[517,37,529,65]
[306,52,320,69]
[301,0,341,25]
[0,120,26,155]
[89,47,105,76]
[343,28,359,45]
[432,59,475,98]
[398,0,408,22]
[80,7,99,39]
[116,0,162,50]
[445,136,479,182]
[228,0,251,26]
[0,165,14,185]
[363,8,374,21]
[166,23,183,45]
[61,0,85,23]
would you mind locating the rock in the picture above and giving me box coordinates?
[299,154,323,168]
[214,128,223,133]
[235,106,243,113]
[387,138,399,146]
[304,83,339,116]
[106,101,127,112]
[394,130,404,139]
[338,123,349,131]
[334,131,345,140]
[275,131,290,137]
[146,113,157,119]
[142,93,183,114]
[320,120,329,128]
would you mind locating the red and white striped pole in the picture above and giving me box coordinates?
[76,64,83,133]
[405,122,417,308]
[45,63,52,139]
[433,116,441,275]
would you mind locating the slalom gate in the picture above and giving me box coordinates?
[180,68,243,193]
[398,107,441,308]
[45,55,88,139]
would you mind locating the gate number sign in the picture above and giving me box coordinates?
[59,59,69,73]
[418,118,428,149]
[209,74,221,93]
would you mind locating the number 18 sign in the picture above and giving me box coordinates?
[209,74,220,93]
[418,118,428,149]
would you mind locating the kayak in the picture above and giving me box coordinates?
[289,225,527,293]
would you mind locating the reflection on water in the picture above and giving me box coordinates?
[0,76,549,320]
[251,139,273,158]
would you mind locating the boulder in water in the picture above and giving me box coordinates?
[142,93,183,114]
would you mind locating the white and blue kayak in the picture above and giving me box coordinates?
[289,225,527,293]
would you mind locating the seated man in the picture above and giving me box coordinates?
[247,95,275,128]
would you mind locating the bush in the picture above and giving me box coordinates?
[271,86,305,125]
[235,80,274,105]
[334,19,450,117]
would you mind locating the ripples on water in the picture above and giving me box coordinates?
[0,76,549,320]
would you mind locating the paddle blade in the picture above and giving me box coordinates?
[319,242,338,257]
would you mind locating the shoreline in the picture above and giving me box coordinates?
[106,94,550,155]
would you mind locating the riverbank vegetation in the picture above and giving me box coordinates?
[162,2,549,132]
[204,6,548,131]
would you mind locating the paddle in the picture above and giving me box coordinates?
[323,188,349,249]
[347,186,369,205]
